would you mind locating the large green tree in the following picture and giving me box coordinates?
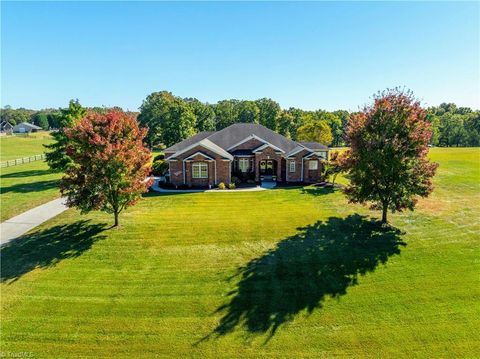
[439,113,468,147]
[32,112,49,130]
[332,110,350,146]
[255,98,281,130]
[44,100,86,171]
[277,110,295,138]
[296,120,333,146]
[342,89,438,224]
[237,101,260,124]
[138,91,196,148]
[214,100,239,130]
[425,113,441,146]
[465,112,480,146]
[185,98,216,132]
[284,107,307,140]
[314,112,343,147]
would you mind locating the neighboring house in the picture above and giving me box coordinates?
[0,121,13,134]
[164,123,329,188]
[12,122,42,133]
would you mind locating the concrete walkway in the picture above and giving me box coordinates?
[0,197,68,247]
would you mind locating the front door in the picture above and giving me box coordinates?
[259,160,275,176]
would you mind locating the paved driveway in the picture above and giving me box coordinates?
[0,198,68,247]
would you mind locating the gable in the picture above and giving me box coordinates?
[287,148,311,159]
[164,131,214,153]
[168,139,234,161]
[252,143,285,153]
[227,135,266,151]
[184,151,215,161]
[207,123,298,153]
[303,151,328,160]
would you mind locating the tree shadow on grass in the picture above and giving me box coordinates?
[143,190,188,198]
[0,180,59,194]
[300,186,336,196]
[0,169,56,178]
[1,220,107,284]
[209,214,405,341]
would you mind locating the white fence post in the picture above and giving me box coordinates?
[0,153,46,168]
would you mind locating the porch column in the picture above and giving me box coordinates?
[277,158,282,182]
[214,160,217,185]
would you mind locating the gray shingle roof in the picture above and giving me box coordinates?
[164,124,329,157]
[299,141,329,150]
[164,131,214,153]
[207,123,299,153]
[231,149,254,156]
[13,122,42,130]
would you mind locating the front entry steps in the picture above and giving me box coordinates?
[261,181,277,189]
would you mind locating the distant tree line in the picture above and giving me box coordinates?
[137,91,350,148]
[426,103,480,147]
[0,105,138,131]
[2,93,479,148]
[137,91,480,148]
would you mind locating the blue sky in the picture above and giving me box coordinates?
[2,1,479,111]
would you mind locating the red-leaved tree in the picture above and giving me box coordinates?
[61,111,152,226]
[342,89,438,223]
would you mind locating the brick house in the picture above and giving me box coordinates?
[164,123,329,188]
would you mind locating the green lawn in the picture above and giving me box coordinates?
[0,133,60,221]
[0,132,53,162]
[1,148,479,358]
[0,161,62,221]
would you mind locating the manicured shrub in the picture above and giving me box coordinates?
[228,183,236,190]
[160,182,175,189]
[153,153,165,161]
[218,182,225,190]
[151,160,168,176]
[231,176,241,185]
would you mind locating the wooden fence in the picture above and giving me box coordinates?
[1,154,46,168]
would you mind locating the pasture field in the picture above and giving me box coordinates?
[0,132,53,161]
[0,133,60,221]
[0,161,61,221]
[0,148,479,358]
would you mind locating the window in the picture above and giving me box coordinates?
[317,151,327,159]
[192,162,208,178]
[289,161,296,173]
[239,158,250,173]
[309,160,318,170]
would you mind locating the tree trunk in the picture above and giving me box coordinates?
[381,205,388,224]
[113,211,119,227]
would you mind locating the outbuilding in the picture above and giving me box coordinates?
[12,122,42,133]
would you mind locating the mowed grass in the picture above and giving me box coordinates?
[0,133,60,221]
[0,132,53,161]
[0,161,62,221]
[1,148,479,358]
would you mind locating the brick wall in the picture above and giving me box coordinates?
[169,160,184,185]
[286,150,325,183]
[303,155,324,183]
[167,145,231,188]
[286,149,308,182]
[167,141,327,187]
[254,147,283,182]
[230,138,264,151]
